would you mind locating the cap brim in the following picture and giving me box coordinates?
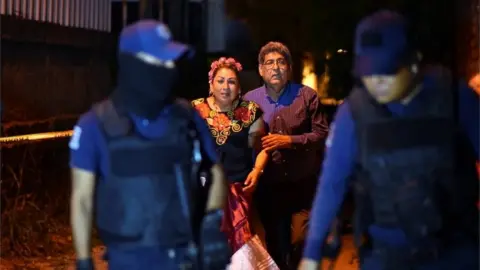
[154,41,191,61]
[354,52,403,77]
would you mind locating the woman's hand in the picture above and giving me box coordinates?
[243,168,262,193]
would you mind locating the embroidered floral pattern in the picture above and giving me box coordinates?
[194,102,210,119]
[192,98,259,145]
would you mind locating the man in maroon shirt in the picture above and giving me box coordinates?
[243,42,329,269]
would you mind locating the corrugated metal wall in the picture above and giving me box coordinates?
[1,0,111,32]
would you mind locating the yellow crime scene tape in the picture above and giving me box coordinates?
[0,130,73,146]
[0,98,342,146]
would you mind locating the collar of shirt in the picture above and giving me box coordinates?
[385,78,432,116]
[263,82,302,106]
[129,105,172,138]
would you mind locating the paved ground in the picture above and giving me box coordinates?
[0,236,358,269]
[320,235,358,270]
[0,246,107,270]
[1,209,358,269]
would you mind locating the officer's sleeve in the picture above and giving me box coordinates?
[192,110,219,165]
[303,101,358,261]
[457,80,479,159]
[69,111,100,173]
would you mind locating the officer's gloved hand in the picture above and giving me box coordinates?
[201,209,231,270]
[76,258,94,270]
[322,218,342,260]
[322,234,342,259]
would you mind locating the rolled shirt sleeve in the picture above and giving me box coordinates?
[69,111,100,174]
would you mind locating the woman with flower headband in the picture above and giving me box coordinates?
[192,57,278,269]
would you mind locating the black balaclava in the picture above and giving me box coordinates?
[111,53,180,120]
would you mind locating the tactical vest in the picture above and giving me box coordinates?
[93,99,200,247]
[349,77,479,245]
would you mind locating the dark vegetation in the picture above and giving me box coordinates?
[1,15,113,259]
[1,140,72,258]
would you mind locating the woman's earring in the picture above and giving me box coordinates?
[209,83,214,96]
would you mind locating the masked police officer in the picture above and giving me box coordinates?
[299,10,479,270]
[69,20,229,270]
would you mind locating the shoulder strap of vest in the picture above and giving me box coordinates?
[347,87,366,125]
[423,65,455,120]
[347,87,392,126]
[92,99,132,138]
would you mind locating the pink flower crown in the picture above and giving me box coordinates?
[208,57,243,83]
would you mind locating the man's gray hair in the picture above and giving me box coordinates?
[258,42,292,66]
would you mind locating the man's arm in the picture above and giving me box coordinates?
[192,111,227,210]
[68,113,99,260]
[290,87,329,150]
[71,168,95,259]
[301,102,357,266]
[249,117,268,167]
[248,115,266,150]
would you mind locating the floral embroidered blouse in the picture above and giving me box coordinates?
[192,98,263,182]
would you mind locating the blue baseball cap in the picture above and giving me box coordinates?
[354,10,413,76]
[119,20,189,61]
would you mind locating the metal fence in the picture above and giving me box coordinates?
[1,0,111,32]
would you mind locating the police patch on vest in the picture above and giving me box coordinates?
[69,126,82,150]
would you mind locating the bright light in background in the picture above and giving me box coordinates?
[301,52,318,91]
[337,49,347,53]
[469,73,480,95]
[315,51,331,98]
